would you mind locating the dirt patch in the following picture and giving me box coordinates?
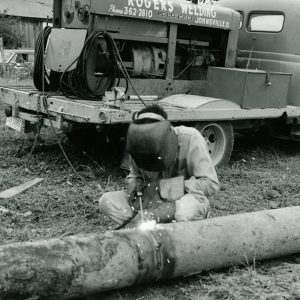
[1,106,300,299]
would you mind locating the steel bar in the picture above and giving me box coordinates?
[1,206,300,299]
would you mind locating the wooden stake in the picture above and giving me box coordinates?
[0,178,44,199]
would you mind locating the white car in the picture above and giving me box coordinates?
[0,49,34,64]
[0,49,34,78]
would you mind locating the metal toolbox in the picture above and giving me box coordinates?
[206,67,292,109]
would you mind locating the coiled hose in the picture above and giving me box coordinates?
[60,30,119,100]
[34,28,128,100]
[33,26,52,91]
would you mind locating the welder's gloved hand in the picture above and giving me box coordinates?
[128,190,145,211]
[127,181,146,208]
[127,180,139,196]
[159,176,185,202]
[128,180,162,211]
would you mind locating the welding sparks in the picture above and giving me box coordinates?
[139,220,157,231]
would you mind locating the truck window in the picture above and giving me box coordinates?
[16,54,26,63]
[248,13,284,32]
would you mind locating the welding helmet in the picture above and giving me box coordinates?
[126,120,178,172]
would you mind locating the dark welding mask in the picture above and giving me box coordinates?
[126,120,178,172]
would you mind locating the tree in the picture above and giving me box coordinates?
[0,13,23,48]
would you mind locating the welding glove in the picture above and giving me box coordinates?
[126,176,184,227]
[159,176,185,202]
[128,180,163,211]
[127,181,147,210]
[128,176,185,210]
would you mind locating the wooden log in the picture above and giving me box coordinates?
[0,206,300,299]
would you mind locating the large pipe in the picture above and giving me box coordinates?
[1,206,300,299]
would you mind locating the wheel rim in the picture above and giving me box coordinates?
[199,123,227,166]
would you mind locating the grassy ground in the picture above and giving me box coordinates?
[0,80,300,299]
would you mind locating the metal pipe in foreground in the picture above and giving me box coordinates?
[1,206,300,299]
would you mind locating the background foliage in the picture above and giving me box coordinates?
[0,14,23,48]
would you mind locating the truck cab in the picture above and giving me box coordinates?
[220,0,300,107]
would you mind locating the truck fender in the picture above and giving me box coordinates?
[159,94,238,165]
[159,94,241,110]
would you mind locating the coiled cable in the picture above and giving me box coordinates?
[34,28,139,103]
[60,30,119,100]
[33,26,52,91]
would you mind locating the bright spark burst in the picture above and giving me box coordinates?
[139,220,157,231]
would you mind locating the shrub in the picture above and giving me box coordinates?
[0,13,23,48]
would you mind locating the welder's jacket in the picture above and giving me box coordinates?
[127,126,220,201]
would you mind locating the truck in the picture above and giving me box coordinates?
[219,0,300,139]
[1,0,299,167]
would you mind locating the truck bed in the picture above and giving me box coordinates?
[1,86,300,130]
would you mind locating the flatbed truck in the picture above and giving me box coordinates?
[1,0,300,166]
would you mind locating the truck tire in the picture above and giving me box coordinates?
[195,122,234,166]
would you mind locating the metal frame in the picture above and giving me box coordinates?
[2,87,300,129]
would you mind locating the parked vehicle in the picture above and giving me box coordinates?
[0,49,34,78]
[219,0,300,139]
[220,0,300,105]
[0,0,299,166]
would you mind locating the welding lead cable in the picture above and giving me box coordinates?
[104,33,128,94]
[59,57,80,99]
[114,210,138,230]
[80,31,118,99]
[33,26,52,91]
[59,30,119,100]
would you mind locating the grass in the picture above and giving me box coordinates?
[1,104,300,299]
